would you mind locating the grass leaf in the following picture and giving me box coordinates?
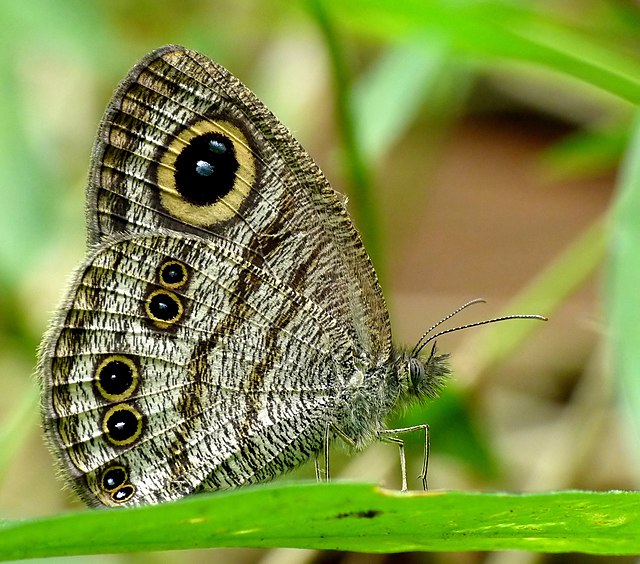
[1,483,639,559]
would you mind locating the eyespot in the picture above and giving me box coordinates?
[102,404,144,446]
[144,289,183,328]
[156,119,257,227]
[158,260,189,289]
[100,465,128,492]
[94,355,139,401]
[111,484,136,504]
[174,133,238,206]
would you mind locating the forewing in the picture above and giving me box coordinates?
[87,44,391,362]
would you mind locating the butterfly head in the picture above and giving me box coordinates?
[404,344,450,401]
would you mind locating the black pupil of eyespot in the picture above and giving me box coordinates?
[174,132,238,206]
[106,409,139,441]
[149,293,180,321]
[98,360,133,396]
[102,467,126,490]
[161,263,185,285]
[112,485,134,502]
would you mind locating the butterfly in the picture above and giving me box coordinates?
[38,45,543,507]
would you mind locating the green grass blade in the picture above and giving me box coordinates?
[0,384,38,485]
[352,38,453,163]
[326,0,640,103]
[1,483,639,559]
[608,110,640,454]
[542,125,630,180]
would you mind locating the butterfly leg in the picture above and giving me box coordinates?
[319,422,356,482]
[379,435,408,491]
[378,424,430,491]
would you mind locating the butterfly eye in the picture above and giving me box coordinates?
[409,358,423,383]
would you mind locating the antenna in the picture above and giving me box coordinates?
[411,299,547,357]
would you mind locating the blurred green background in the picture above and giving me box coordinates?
[1,0,639,562]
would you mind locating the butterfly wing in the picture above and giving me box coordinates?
[41,46,397,506]
[87,44,391,364]
[40,233,355,506]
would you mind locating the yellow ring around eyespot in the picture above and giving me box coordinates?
[144,289,183,329]
[100,464,128,493]
[94,355,139,402]
[102,403,144,447]
[158,260,189,289]
[157,119,256,227]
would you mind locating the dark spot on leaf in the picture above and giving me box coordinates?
[335,510,381,519]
